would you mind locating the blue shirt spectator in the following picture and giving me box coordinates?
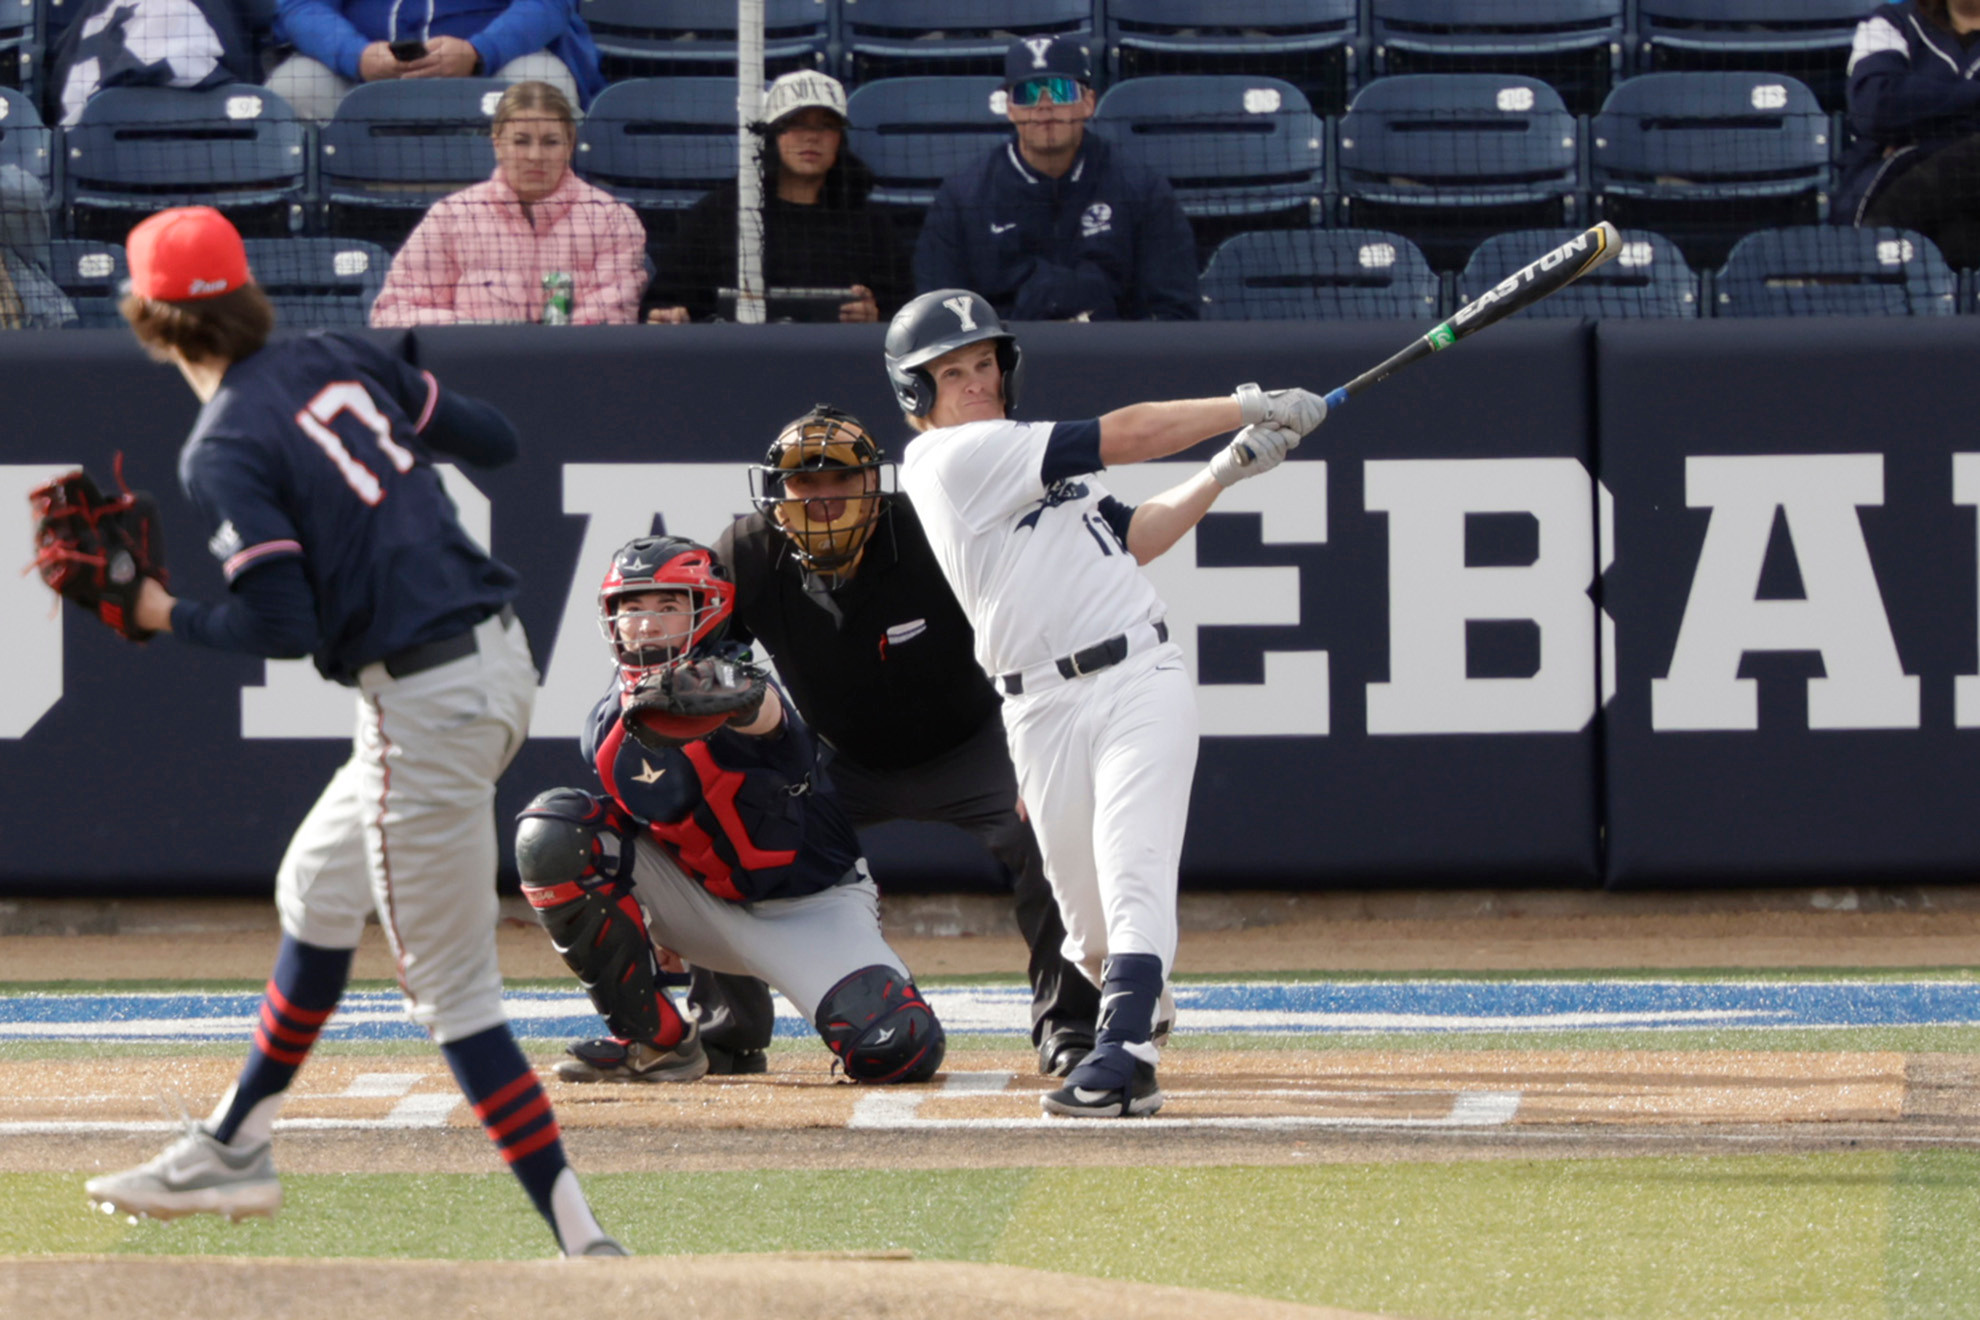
[913,35,1199,322]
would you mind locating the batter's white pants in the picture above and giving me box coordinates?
[266,53,582,123]
[1000,642,1199,987]
[275,610,536,1042]
[626,841,910,1024]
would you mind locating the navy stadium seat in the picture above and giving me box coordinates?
[841,0,1094,84]
[1713,225,1957,316]
[577,0,830,81]
[244,236,391,327]
[1336,74,1581,270]
[319,78,508,250]
[0,84,50,189]
[38,237,123,326]
[0,0,28,97]
[1092,74,1326,257]
[1633,0,1880,111]
[576,77,738,242]
[1591,71,1831,271]
[1200,228,1440,320]
[1103,0,1359,115]
[63,84,307,244]
[1368,0,1624,114]
[844,75,1010,213]
[1456,226,1700,317]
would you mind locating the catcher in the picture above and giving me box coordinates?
[515,534,946,1085]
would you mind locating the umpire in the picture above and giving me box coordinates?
[691,403,1101,1076]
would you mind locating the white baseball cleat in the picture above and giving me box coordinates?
[85,1123,281,1222]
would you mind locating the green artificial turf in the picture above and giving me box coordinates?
[13,1154,1980,1319]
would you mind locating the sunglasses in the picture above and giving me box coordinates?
[1009,76,1082,108]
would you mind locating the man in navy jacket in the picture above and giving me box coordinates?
[913,35,1200,322]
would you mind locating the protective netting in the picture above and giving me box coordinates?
[1,0,1974,328]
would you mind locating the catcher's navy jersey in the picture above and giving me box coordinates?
[177,332,517,683]
[580,670,864,904]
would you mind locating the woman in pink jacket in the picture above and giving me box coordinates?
[371,81,645,325]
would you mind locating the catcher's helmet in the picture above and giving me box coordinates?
[883,288,1022,418]
[596,535,734,672]
[748,405,894,581]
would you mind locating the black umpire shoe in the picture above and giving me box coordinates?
[703,1043,769,1075]
[1041,1060,1163,1118]
[1038,1029,1095,1078]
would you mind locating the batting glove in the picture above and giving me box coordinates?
[1233,383,1328,438]
[1209,423,1298,487]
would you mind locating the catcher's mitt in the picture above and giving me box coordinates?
[28,456,168,642]
[622,657,770,752]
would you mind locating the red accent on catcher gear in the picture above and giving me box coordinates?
[522,880,586,908]
[126,205,250,301]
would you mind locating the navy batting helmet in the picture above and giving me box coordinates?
[883,288,1023,418]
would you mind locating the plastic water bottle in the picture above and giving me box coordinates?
[541,272,573,326]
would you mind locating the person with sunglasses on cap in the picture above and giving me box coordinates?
[80,205,626,1258]
[913,35,1199,323]
[643,70,909,324]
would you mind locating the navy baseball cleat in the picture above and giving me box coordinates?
[1041,1060,1163,1118]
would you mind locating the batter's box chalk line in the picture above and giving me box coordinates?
[845,1071,1523,1131]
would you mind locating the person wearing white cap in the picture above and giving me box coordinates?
[643,69,908,324]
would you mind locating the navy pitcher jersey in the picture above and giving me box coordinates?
[177,332,517,683]
[580,668,864,904]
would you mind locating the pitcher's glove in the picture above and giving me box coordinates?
[621,657,770,752]
[28,458,169,642]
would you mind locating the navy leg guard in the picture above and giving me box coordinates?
[814,964,945,1084]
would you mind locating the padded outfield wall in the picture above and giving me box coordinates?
[0,319,1973,894]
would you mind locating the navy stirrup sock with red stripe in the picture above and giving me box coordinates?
[210,935,352,1145]
[440,1024,568,1222]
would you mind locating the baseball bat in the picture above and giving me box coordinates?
[1323,220,1622,412]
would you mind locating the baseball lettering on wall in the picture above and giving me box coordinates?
[1651,454,1919,732]
[1,467,67,740]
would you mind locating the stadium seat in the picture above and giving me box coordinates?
[38,238,123,326]
[1633,0,1879,111]
[244,237,391,327]
[64,84,307,244]
[841,0,1094,84]
[1591,72,1831,271]
[844,75,1010,213]
[1092,74,1326,257]
[319,78,508,251]
[1456,227,1700,317]
[1336,74,1581,271]
[1713,225,1957,317]
[0,84,50,189]
[1200,228,1440,320]
[577,0,831,81]
[0,0,28,97]
[1368,0,1624,114]
[576,77,738,242]
[1103,0,1359,116]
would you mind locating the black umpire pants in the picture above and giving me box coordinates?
[688,714,1102,1054]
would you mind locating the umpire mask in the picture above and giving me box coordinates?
[748,406,894,585]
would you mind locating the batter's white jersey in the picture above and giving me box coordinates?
[899,418,1166,678]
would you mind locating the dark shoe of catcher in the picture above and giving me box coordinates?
[1038,1028,1095,1078]
[555,1029,709,1084]
[703,1042,770,1075]
[1041,1059,1163,1118]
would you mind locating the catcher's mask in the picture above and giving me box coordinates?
[597,535,734,677]
[747,405,894,582]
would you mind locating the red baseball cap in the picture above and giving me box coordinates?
[126,206,250,301]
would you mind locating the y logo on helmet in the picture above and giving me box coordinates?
[941,296,978,332]
[1022,36,1053,69]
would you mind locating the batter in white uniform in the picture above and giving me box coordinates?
[884,288,1327,1117]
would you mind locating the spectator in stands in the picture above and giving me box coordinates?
[643,70,908,325]
[1839,0,1980,267]
[267,0,604,122]
[370,81,644,326]
[0,167,77,328]
[913,35,1199,322]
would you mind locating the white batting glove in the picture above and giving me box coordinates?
[1233,382,1328,438]
[1208,423,1298,487]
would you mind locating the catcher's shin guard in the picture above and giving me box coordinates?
[814,964,944,1083]
[516,788,686,1048]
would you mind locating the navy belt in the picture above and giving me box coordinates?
[382,604,516,679]
[999,620,1168,697]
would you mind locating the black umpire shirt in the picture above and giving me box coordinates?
[713,497,1001,772]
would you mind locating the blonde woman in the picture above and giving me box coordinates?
[372,81,645,325]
